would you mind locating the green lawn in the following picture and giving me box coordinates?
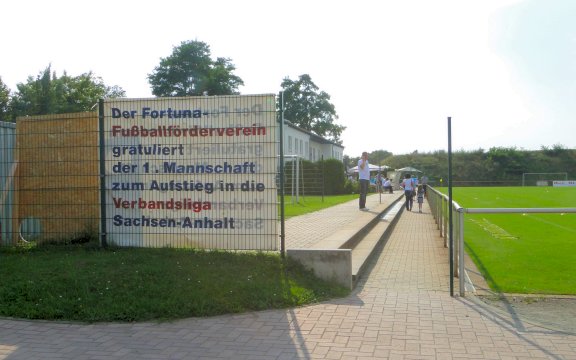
[0,195,357,323]
[281,194,358,218]
[446,187,576,295]
[0,246,349,322]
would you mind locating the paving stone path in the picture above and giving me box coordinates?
[1,195,574,359]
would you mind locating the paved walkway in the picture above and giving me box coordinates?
[1,195,575,359]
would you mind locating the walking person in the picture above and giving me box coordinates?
[358,151,370,211]
[420,175,429,195]
[411,175,419,202]
[417,185,425,213]
[400,173,416,211]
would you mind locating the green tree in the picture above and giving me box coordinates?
[342,154,353,171]
[280,74,345,143]
[11,66,55,116]
[52,71,125,114]
[486,147,526,178]
[379,146,576,187]
[148,40,244,97]
[10,65,125,119]
[541,143,567,157]
[370,150,393,166]
[0,77,10,121]
[322,158,347,194]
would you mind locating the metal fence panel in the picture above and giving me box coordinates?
[0,121,16,244]
[100,95,278,250]
[15,113,100,244]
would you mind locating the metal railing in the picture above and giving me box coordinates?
[427,186,576,296]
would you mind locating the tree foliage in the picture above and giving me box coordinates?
[323,158,347,194]
[0,77,10,121]
[369,150,393,165]
[8,65,125,120]
[148,40,244,97]
[280,74,345,143]
[381,146,576,186]
[283,158,348,195]
[347,150,393,171]
[343,146,575,187]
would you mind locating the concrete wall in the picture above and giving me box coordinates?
[287,249,352,289]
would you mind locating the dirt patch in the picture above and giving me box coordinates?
[476,295,576,334]
[464,256,576,334]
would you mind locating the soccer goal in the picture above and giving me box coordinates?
[522,172,568,186]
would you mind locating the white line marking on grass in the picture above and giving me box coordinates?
[469,218,518,240]
[522,214,576,234]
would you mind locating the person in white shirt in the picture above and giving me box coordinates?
[383,178,393,193]
[357,151,370,210]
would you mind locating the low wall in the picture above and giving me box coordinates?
[287,249,352,289]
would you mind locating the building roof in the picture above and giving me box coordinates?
[283,119,344,148]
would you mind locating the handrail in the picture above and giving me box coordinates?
[427,186,576,297]
[464,208,576,214]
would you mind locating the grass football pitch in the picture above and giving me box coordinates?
[447,187,576,295]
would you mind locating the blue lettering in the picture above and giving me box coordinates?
[111,108,137,118]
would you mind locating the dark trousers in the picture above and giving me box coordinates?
[359,179,369,209]
[404,189,413,210]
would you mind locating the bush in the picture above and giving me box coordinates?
[344,179,356,194]
[322,159,347,194]
[281,158,349,196]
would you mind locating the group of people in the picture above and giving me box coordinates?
[357,151,428,213]
[400,173,425,212]
[376,174,393,194]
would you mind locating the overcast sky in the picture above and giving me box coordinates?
[3,0,575,157]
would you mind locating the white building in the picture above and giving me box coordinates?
[281,119,344,161]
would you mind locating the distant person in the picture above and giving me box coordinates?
[421,175,429,195]
[358,151,370,211]
[416,185,425,213]
[400,173,416,211]
[383,177,393,193]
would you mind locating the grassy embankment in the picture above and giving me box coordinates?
[0,194,356,322]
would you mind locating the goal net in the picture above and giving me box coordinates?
[522,172,568,186]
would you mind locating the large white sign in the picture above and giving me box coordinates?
[553,180,576,187]
[102,95,278,249]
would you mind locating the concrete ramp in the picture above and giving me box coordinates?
[286,193,404,289]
